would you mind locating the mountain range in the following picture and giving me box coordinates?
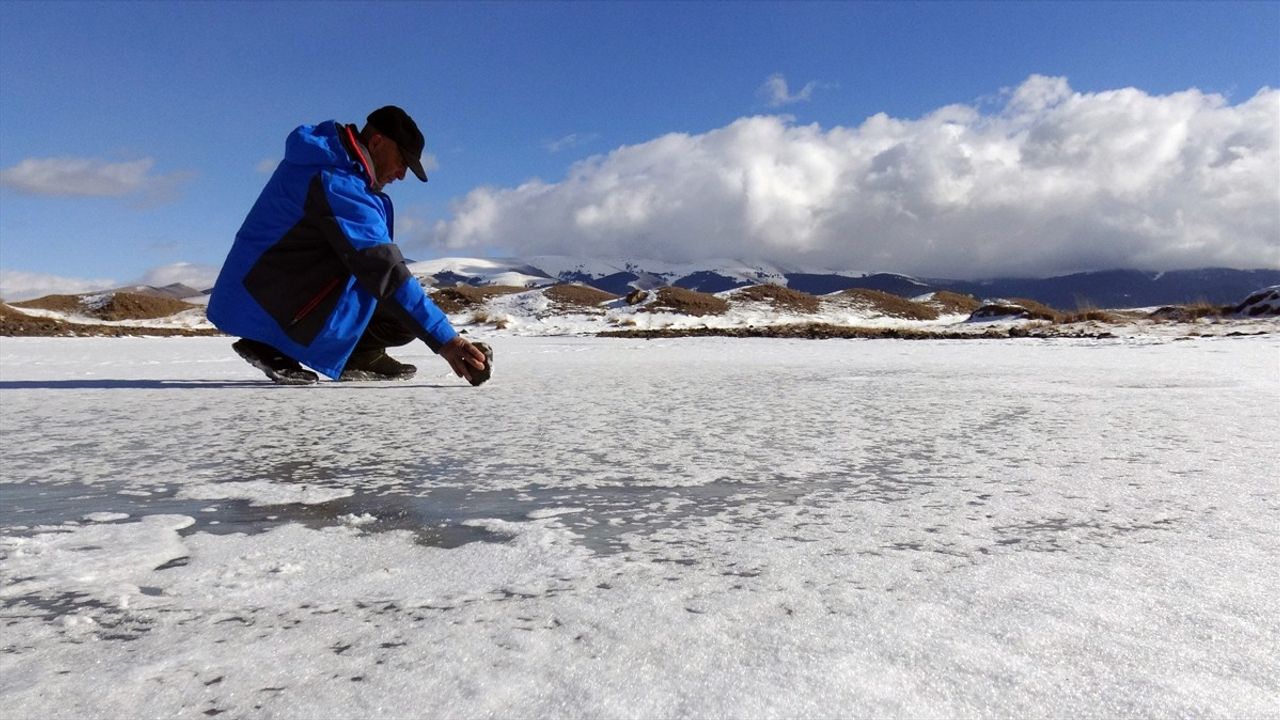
[407,257,1280,310]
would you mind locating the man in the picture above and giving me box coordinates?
[208,106,490,386]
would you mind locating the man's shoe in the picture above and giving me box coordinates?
[340,350,417,382]
[232,339,318,385]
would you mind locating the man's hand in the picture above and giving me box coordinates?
[440,336,492,385]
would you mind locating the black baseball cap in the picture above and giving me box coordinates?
[367,105,428,182]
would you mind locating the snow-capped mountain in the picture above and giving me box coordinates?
[407,256,1280,309]
[408,256,880,296]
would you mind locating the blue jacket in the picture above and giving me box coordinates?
[208,120,457,378]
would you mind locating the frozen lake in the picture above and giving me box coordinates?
[2,334,1278,718]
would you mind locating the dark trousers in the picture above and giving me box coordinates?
[350,302,416,360]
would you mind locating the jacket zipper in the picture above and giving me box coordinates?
[290,276,342,327]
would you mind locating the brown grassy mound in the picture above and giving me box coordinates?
[925,291,982,316]
[969,298,1060,322]
[644,286,729,316]
[1,303,69,335]
[13,291,197,321]
[96,292,199,320]
[12,294,84,313]
[1059,308,1120,324]
[730,284,820,313]
[429,285,526,314]
[1149,301,1228,322]
[599,323,1119,341]
[1006,298,1062,321]
[832,289,939,320]
[0,303,220,337]
[969,303,1033,321]
[543,283,619,312]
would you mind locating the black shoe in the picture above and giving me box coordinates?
[232,339,318,385]
[340,350,417,382]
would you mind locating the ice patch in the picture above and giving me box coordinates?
[82,512,129,522]
[176,480,354,506]
[1,514,195,608]
[526,507,586,519]
[2,335,1278,718]
[338,512,377,526]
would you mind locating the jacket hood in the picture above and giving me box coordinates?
[283,121,350,170]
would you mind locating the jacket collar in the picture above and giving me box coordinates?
[338,123,382,192]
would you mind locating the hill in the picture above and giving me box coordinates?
[1,265,1274,339]
[408,257,1280,310]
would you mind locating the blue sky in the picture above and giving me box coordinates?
[1,1,1277,298]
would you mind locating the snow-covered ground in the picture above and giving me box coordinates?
[1,335,1278,718]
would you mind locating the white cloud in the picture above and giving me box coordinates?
[0,157,189,201]
[425,76,1280,278]
[0,263,220,302]
[759,73,818,107]
[544,133,599,153]
[139,262,219,291]
[422,152,440,176]
[0,270,117,302]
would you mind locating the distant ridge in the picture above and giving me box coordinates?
[408,257,1280,310]
[105,282,205,300]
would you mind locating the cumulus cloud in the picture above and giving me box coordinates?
[0,270,117,302]
[0,157,188,202]
[0,263,221,302]
[422,152,440,176]
[425,76,1280,278]
[544,133,599,154]
[759,73,819,107]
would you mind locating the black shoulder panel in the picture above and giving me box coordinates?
[350,243,413,301]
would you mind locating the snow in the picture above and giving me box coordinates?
[1236,285,1280,316]
[12,304,215,329]
[408,255,869,289]
[2,334,1279,718]
[407,257,554,288]
[461,285,979,336]
[9,279,1277,339]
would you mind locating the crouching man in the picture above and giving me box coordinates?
[208,105,489,385]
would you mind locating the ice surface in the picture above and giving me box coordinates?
[1,335,1278,718]
[177,480,354,506]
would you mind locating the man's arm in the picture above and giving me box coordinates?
[312,172,458,351]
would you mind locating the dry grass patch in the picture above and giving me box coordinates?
[925,291,982,316]
[833,289,939,320]
[543,283,619,312]
[603,323,1006,340]
[96,292,199,321]
[970,299,1061,322]
[13,294,83,314]
[1059,308,1119,324]
[644,287,729,316]
[1,303,68,335]
[1148,301,1227,322]
[0,303,219,337]
[730,284,820,313]
[429,285,526,314]
[1058,299,1119,324]
[15,291,198,321]
[1006,298,1061,321]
